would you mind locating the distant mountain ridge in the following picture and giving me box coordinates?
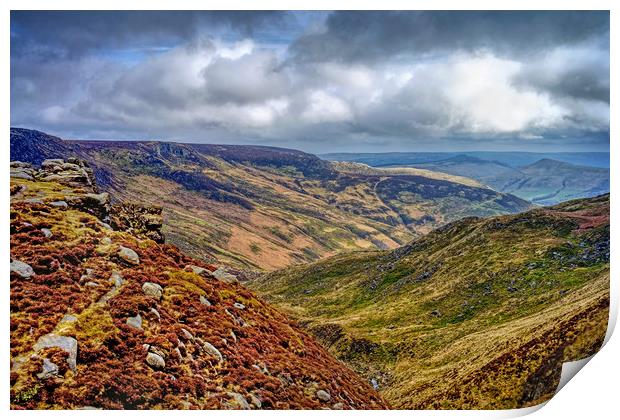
[11,128,531,271]
[322,149,609,205]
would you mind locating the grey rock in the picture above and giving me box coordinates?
[248,393,262,408]
[41,228,53,238]
[370,378,379,390]
[33,334,77,372]
[332,402,344,410]
[61,314,78,323]
[202,341,224,363]
[316,390,331,402]
[227,392,250,410]
[142,282,163,299]
[118,246,140,265]
[100,236,112,245]
[145,352,165,370]
[200,296,212,306]
[37,358,59,379]
[85,192,110,206]
[180,328,193,340]
[49,201,68,208]
[233,302,246,310]
[126,314,143,330]
[85,281,99,287]
[25,198,44,205]
[10,260,35,278]
[150,308,161,321]
[109,271,124,287]
[211,267,237,283]
[42,159,64,168]
[187,264,210,276]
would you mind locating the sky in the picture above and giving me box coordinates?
[10,11,610,153]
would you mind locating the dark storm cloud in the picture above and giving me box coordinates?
[11,10,290,59]
[290,11,609,63]
[10,11,610,152]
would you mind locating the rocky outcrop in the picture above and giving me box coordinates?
[110,203,165,243]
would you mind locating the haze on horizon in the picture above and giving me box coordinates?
[10,11,610,153]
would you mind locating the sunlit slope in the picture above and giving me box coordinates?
[249,194,609,408]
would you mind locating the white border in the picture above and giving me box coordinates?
[2,1,617,418]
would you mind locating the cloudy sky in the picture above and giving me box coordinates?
[11,11,609,152]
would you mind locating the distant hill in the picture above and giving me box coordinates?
[324,151,609,206]
[320,151,610,169]
[249,194,609,409]
[11,128,531,271]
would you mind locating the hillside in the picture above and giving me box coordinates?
[9,160,387,409]
[490,159,610,205]
[11,128,531,271]
[325,151,609,206]
[249,194,610,409]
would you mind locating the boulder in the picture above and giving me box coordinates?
[37,358,59,379]
[202,341,223,363]
[118,246,140,265]
[109,271,124,287]
[145,352,165,370]
[227,392,250,410]
[233,302,246,310]
[10,260,35,278]
[49,201,68,208]
[200,296,212,306]
[41,228,53,238]
[316,390,331,402]
[211,267,237,283]
[187,265,210,276]
[126,314,143,330]
[33,334,78,372]
[142,282,163,299]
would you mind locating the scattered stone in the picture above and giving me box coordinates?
[33,334,78,372]
[118,246,140,265]
[145,352,165,370]
[49,201,68,208]
[142,282,163,299]
[109,271,124,287]
[150,308,161,321]
[187,265,210,276]
[332,402,344,410]
[202,341,224,363]
[231,330,237,343]
[227,392,250,410]
[10,260,35,278]
[200,296,212,306]
[316,390,331,402]
[41,228,53,238]
[37,358,59,379]
[370,378,379,390]
[430,309,442,317]
[248,393,262,409]
[126,314,143,330]
[61,314,78,323]
[25,198,44,205]
[100,237,112,245]
[85,281,99,287]
[211,267,237,283]
[233,302,246,310]
[180,328,193,340]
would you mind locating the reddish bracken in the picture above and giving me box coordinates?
[10,180,388,409]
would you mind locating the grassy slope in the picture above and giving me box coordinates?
[249,194,610,409]
[10,177,387,409]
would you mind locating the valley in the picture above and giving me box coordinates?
[11,128,530,271]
